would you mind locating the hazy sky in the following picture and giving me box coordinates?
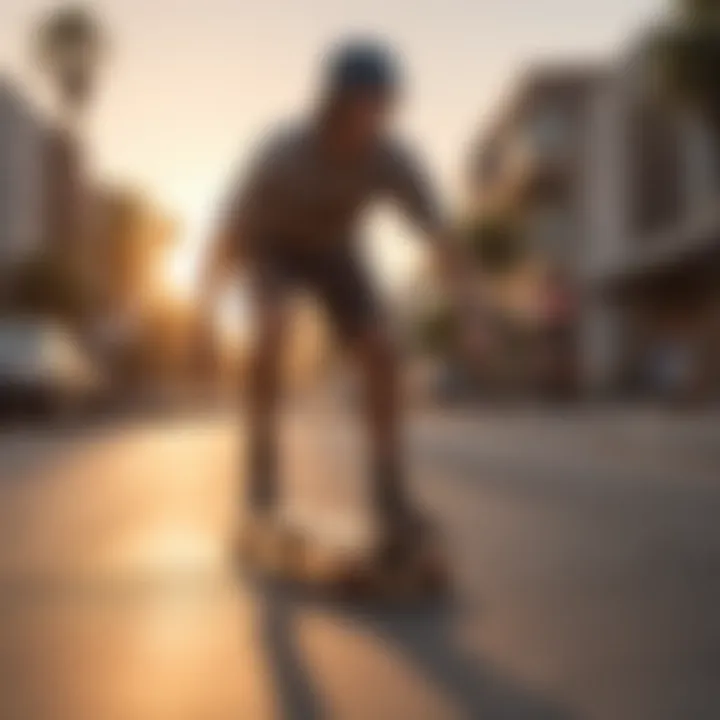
[1,0,663,290]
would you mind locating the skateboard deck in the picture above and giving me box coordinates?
[238,506,449,599]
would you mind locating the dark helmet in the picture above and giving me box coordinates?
[324,39,402,100]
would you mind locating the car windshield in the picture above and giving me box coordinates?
[0,322,46,373]
[0,322,89,380]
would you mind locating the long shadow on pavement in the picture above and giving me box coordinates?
[258,588,327,720]
[254,581,575,720]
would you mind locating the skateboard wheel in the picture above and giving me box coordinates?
[238,528,259,565]
[280,531,308,576]
[419,561,449,594]
[329,556,371,598]
[336,571,373,599]
[381,545,449,598]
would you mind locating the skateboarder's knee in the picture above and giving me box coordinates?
[358,327,399,383]
[249,307,285,397]
[254,300,286,356]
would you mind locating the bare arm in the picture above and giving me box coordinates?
[198,138,278,317]
[384,141,475,300]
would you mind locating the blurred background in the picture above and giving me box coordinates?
[1,1,720,411]
[0,2,719,719]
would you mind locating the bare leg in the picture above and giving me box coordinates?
[246,293,287,513]
[352,325,409,523]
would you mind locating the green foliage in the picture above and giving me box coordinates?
[99,186,170,303]
[653,3,720,130]
[678,0,720,23]
[415,302,456,355]
[465,215,526,275]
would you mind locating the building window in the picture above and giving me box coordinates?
[528,105,571,158]
[628,102,683,239]
[529,205,575,263]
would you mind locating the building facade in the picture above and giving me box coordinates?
[468,64,607,398]
[0,79,45,284]
[0,76,89,321]
[42,126,85,268]
[583,39,720,402]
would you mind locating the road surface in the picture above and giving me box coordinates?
[0,409,719,720]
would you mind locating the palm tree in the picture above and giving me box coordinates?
[29,6,108,325]
[33,5,107,127]
[653,0,720,140]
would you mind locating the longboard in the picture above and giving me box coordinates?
[238,505,449,600]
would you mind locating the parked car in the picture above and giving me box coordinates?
[0,319,106,420]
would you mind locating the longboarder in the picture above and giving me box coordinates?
[199,39,473,577]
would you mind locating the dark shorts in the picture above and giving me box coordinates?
[251,240,380,342]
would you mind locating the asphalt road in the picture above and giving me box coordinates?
[0,408,719,720]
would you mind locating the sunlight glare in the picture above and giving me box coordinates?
[166,241,202,301]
